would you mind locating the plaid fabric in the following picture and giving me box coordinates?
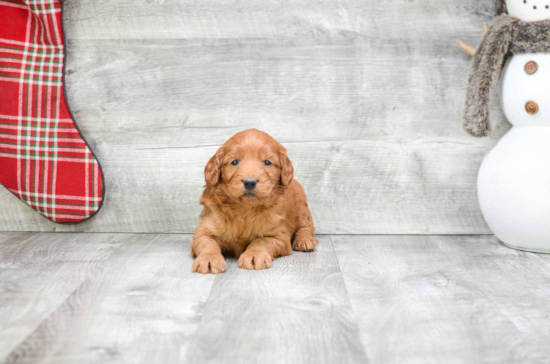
[0,0,104,223]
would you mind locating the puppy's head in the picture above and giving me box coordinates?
[204,129,293,204]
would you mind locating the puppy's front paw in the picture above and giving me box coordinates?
[192,253,226,274]
[293,235,318,252]
[238,250,272,270]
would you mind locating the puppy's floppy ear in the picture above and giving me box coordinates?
[280,152,294,187]
[205,147,224,186]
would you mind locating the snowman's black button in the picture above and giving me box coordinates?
[526,101,539,115]
[525,61,538,75]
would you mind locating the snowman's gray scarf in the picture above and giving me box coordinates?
[463,15,550,137]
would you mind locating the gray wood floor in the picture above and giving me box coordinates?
[2,233,550,364]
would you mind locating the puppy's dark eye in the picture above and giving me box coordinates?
[231,160,239,166]
[264,160,272,166]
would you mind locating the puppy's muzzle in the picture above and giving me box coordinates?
[244,178,258,191]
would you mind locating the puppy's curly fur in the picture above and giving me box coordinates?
[463,14,550,137]
[191,129,317,274]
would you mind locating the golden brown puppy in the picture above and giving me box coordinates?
[191,129,317,274]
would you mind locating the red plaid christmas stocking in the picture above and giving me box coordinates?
[0,0,104,223]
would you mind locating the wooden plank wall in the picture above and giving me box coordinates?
[0,0,507,234]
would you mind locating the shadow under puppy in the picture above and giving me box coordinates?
[192,129,317,274]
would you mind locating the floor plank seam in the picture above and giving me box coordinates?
[432,237,536,338]
[3,281,91,362]
[178,258,217,363]
[2,233,137,361]
[327,235,370,361]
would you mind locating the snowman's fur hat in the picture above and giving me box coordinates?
[495,0,507,16]
[463,15,550,137]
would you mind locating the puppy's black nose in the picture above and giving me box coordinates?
[244,178,257,190]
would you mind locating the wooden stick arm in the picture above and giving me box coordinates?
[459,41,476,56]
[459,24,489,57]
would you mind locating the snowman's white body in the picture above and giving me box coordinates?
[477,1,550,252]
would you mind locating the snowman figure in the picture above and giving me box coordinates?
[463,0,550,252]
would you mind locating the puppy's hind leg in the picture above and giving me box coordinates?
[293,228,317,252]
[292,209,317,252]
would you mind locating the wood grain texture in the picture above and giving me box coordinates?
[0,233,129,359]
[3,234,215,364]
[3,232,550,364]
[332,235,550,364]
[0,38,504,233]
[62,0,493,41]
[434,236,550,364]
[187,235,367,364]
[0,0,506,233]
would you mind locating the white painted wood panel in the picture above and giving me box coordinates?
[62,0,493,41]
[60,37,508,148]
[0,137,492,234]
[0,0,504,233]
